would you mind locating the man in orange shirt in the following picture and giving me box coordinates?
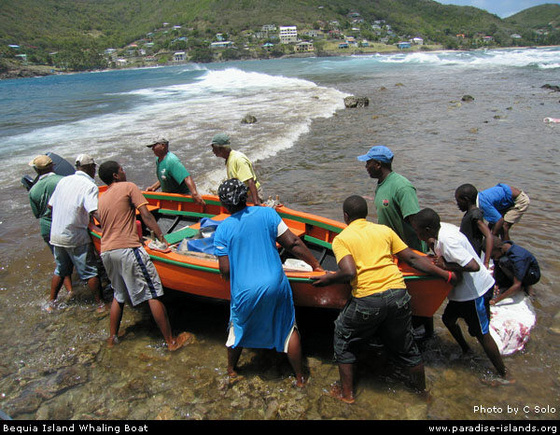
[97,160,191,351]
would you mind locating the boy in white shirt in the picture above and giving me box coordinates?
[412,208,514,384]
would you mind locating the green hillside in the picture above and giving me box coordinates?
[506,3,560,28]
[1,0,558,75]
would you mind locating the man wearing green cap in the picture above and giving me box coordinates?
[210,133,262,205]
[146,137,205,206]
[28,154,73,295]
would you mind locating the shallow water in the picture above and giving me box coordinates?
[1,49,559,421]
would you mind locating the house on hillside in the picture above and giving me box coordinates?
[262,43,275,51]
[174,51,186,61]
[295,41,314,52]
[397,41,411,49]
[210,41,235,48]
[279,26,298,44]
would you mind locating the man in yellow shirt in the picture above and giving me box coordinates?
[313,195,453,403]
[210,133,262,205]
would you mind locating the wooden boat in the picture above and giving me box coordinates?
[89,188,451,316]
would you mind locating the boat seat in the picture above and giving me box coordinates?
[164,227,199,244]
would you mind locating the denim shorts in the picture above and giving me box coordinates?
[333,288,422,367]
[53,243,98,280]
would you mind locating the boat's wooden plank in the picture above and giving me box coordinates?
[164,227,199,244]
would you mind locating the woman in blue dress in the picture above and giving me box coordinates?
[214,179,323,387]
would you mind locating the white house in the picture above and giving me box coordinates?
[279,26,298,44]
[174,51,186,61]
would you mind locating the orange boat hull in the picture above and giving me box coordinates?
[90,190,450,315]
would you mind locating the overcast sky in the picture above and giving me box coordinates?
[434,0,559,18]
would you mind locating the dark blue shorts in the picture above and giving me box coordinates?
[333,288,422,367]
[442,288,493,337]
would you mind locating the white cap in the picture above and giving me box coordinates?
[76,154,95,166]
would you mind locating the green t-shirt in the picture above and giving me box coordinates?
[374,171,427,253]
[156,152,191,194]
[29,172,64,239]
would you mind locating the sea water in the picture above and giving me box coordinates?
[0,47,559,420]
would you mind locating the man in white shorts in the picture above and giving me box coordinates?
[97,160,192,351]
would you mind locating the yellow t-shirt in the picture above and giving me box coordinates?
[332,219,408,298]
[226,150,260,189]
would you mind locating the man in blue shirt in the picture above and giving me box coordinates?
[490,236,540,305]
[477,183,530,240]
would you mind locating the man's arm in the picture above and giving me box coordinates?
[138,204,168,247]
[311,255,355,287]
[218,255,230,280]
[184,176,206,205]
[246,178,261,205]
[491,276,523,305]
[146,180,161,192]
[476,219,494,268]
[491,217,505,237]
[396,248,459,285]
[277,229,323,272]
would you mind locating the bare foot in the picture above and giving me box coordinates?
[107,336,119,348]
[96,303,109,314]
[327,382,355,404]
[481,373,516,387]
[294,375,307,388]
[168,332,194,351]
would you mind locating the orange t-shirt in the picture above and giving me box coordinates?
[98,182,148,252]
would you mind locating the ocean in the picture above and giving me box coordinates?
[0,47,559,421]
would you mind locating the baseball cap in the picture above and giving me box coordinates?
[75,154,95,166]
[147,137,169,148]
[357,145,394,163]
[29,155,53,170]
[211,133,230,146]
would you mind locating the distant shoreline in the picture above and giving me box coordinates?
[2,44,558,81]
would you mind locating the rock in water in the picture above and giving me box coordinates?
[344,96,369,108]
[241,114,258,124]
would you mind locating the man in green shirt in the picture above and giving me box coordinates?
[210,133,262,205]
[358,145,432,336]
[28,154,73,294]
[357,145,426,252]
[146,137,205,205]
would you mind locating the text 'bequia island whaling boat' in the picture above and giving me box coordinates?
[89,188,451,316]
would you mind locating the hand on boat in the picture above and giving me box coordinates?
[147,239,171,253]
[310,271,335,287]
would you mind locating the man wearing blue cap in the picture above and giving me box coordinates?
[357,145,426,253]
[358,145,432,337]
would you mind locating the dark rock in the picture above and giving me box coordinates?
[241,114,258,124]
[344,96,369,108]
[461,95,475,102]
[542,84,560,92]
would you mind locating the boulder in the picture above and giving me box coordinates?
[542,84,560,92]
[241,114,258,124]
[461,95,475,102]
[344,96,369,108]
